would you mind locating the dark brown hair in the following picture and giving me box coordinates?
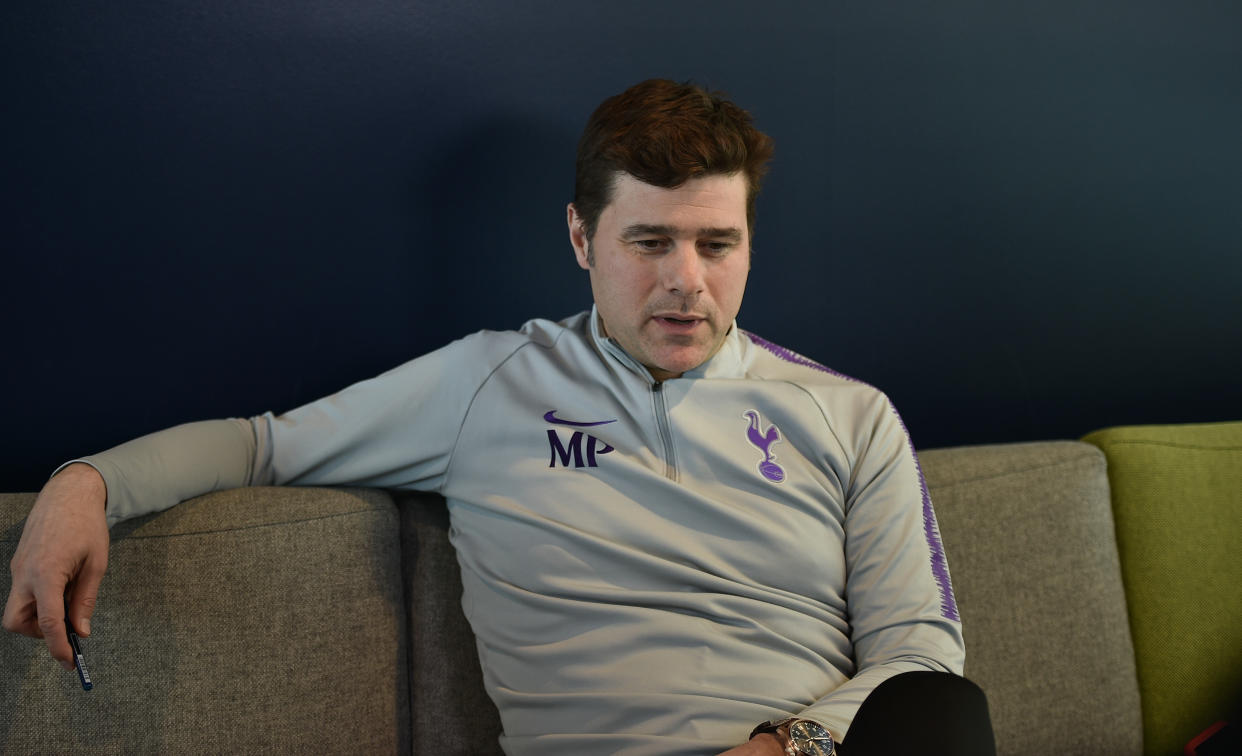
[573,79,775,241]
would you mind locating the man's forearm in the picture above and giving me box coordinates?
[73,418,265,526]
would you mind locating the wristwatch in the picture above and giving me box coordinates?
[750,717,836,756]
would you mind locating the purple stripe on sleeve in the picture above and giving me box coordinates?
[744,331,961,622]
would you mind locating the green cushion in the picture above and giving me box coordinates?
[1082,422,1242,756]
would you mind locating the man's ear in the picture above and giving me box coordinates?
[567,203,591,270]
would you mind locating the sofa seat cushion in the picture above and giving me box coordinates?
[0,486,409,754]
[920,440,1143,755]
[1083,422,1242,756]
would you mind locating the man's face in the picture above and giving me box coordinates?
[568,172,751,381]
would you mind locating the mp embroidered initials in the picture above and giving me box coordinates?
[547,430,615,468]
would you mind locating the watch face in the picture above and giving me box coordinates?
[788,720,834,756]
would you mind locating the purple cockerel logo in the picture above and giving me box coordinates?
[743,410,785,483]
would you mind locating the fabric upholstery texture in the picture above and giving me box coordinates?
[398,491,505,755]
[1082,422,1242,756]
[920,441,1143,755]
[0,487,409,754]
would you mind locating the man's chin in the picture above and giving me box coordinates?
[647,347,714,380]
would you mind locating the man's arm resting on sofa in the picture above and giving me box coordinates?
[3,462,109,670]
[3,418,260,666]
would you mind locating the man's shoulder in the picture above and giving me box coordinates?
[451,311,590,356]
[454,311,588,350]
[737,329,909,448]
[740,329,880,395]
[515,310,592,348]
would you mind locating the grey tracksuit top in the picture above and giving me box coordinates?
[84,308,964,755]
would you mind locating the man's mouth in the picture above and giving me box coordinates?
[653,314,704,332]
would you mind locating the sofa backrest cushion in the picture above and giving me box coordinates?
[0,487,409,754]
[920,440,1143,755]
[1083,422,1242,756]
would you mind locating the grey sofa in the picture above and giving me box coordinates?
[2,431,1236,754]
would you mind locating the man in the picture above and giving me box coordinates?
[4,79,990,755]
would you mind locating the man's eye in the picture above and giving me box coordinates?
[702,242,732,255]
[635,239,666,252]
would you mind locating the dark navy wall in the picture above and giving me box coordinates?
[4,1,1240,490]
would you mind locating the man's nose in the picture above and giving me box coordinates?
[661,243,706,295]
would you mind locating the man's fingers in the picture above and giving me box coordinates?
[33,585,75,670]
[1,588,38,636]
[66,561,106,637]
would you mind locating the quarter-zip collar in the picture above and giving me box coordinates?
[588,305,748,383]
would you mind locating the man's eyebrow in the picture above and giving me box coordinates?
[620,224,677,238]
[620,224,743,241]
[699,227,744,242]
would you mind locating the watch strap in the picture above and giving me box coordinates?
[750,717,797,741]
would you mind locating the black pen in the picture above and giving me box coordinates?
[63,599,93,691]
